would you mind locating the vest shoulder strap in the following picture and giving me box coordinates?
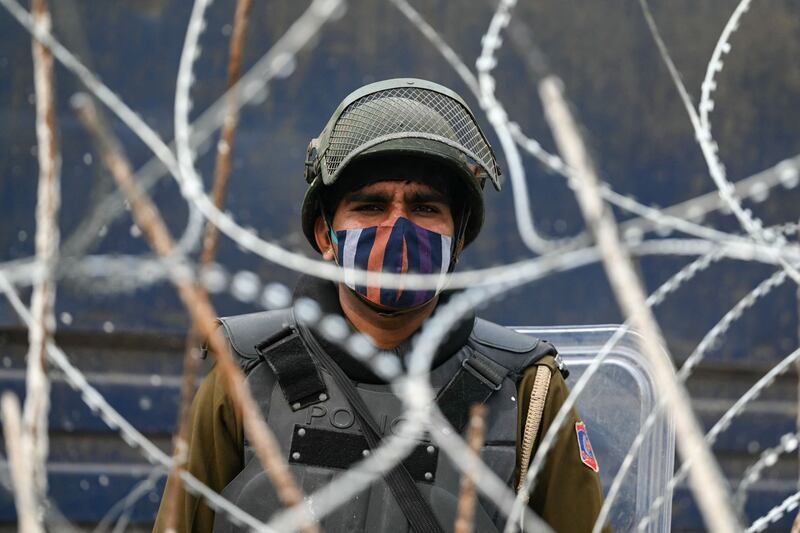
[217,309,294,365]
[436,318,564,433]
[217,309,329,410]
[468,318,560,378]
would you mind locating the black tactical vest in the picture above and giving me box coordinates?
[212,309,556,533]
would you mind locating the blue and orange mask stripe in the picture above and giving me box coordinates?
[332,217,452,310]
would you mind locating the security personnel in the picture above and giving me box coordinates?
[154,79,609,532]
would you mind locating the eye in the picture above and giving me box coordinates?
[353,203,383,212]
[413,204,441,214]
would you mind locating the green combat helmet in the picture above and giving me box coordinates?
[301,78,502,252]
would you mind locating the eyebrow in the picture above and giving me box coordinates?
[406,191,448,204]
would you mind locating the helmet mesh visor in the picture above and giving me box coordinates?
[321,87,499,182]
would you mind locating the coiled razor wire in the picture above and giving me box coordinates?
[5,0,799,297]
[594,257,793,532]
[699,0,753,137]
[390,0,794,258]
[735,431,800,513]
[0,272,278,533]
[1,0,800,531]
[638,0,800,286]
[637,341,800,530]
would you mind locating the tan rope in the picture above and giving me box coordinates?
[517,365,552,493]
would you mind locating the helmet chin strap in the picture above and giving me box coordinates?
[449,205,470,271]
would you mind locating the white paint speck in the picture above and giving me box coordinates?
[139,397,152,411]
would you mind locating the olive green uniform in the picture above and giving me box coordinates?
[154,355,610,532]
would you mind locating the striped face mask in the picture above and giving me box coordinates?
[332,217,453,310]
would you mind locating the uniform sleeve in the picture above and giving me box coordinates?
[153,365,244,533]
[516,361,612,533]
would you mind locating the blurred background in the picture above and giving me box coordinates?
[1,0,799,530]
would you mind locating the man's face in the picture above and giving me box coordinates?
[316,180,455,258]
[314,176,460,319]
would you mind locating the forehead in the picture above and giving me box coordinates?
[343,179,444,198]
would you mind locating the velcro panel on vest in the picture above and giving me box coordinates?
[289,424,439,483]
[256,330,328,411]
[436,350,509,433]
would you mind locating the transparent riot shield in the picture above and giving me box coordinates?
[514,325,675,533]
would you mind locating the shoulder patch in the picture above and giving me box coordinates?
[575,421,599,473]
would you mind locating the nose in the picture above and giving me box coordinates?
[385,196,411,224]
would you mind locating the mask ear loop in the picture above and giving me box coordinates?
[448,205,470,273]
[320,202,341,265]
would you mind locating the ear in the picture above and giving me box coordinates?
[314,216,335,261]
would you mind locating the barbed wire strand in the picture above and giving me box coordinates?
[0,271,279,532]
[618,154,800,241]
[1,232,788,528]
[537,74,741,532]
[41,0,790,283]
[0,0,396,293]
[474,0,571,254]
[794,283,800,533]
[0,452,80,533]
[3,0,796,528]
[269,275,578,532]
[637,0,800,287]
[164,1,254,530]
[1,0,796,301]
[390,0,784,256]
[698,0,752,134]
[92,467,166,533]
[5,0,796,296]
[181,15,544,526]
[71,93,319,532]
[1,0,538,292]
[0,241,787,531]
[638,343,800,530]
[17,0,61,529]
[266,295,542,531]
[0,394,40,532]
[2,0,786,296]
[56,0,338,265]
[678,270,788,381]
[748,487,800,533]
[735,431,800,512]
[5,224,800,306]
[595,257,788,532]
[589,254,723,532]
[454,404,488,533]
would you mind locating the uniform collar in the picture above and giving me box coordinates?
[293,274,475,384]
